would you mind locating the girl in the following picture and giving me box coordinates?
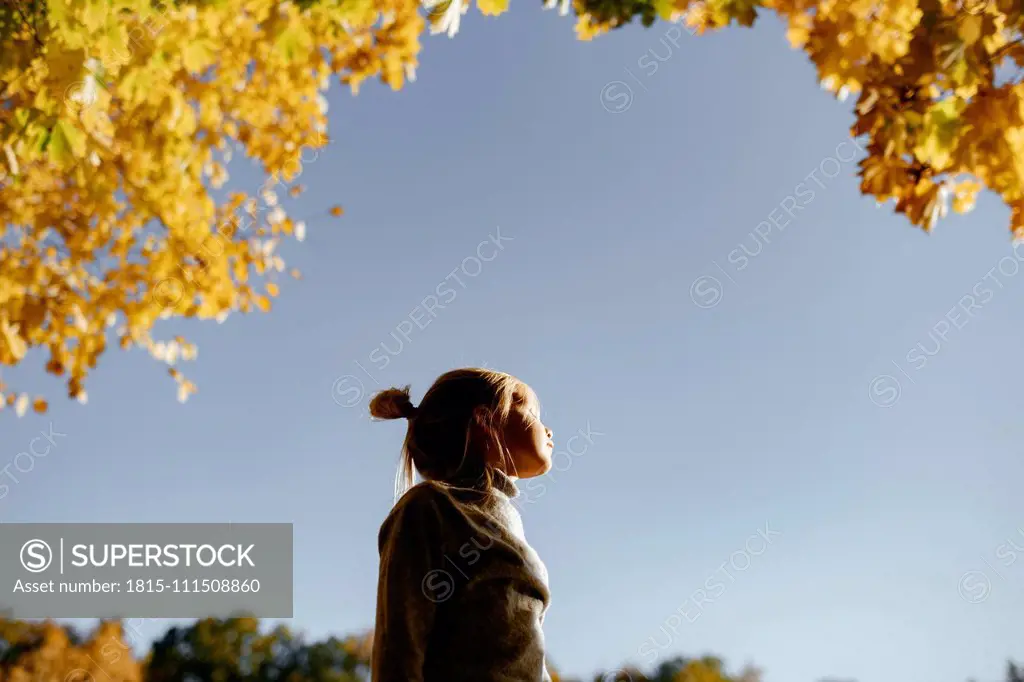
[369,368,555,682]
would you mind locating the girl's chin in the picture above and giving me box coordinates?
[517,454,552,479]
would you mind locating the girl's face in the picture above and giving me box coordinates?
[499,385,554,479]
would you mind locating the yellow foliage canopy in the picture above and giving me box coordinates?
[3,0,1024,412]
[0,0,424,411]
[0,620,141,682]
[575,0,1024,233]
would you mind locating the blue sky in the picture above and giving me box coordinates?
[4,6,1024,682]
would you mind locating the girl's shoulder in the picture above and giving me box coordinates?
[391,479,453,515]
[377,481,458,551]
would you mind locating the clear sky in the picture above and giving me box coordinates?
[3,7,1024,682]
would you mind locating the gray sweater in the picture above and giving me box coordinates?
[372,470,552,682]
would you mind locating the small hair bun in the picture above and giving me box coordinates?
[369,385,418,420]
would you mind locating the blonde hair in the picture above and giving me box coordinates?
[368,367,525,500]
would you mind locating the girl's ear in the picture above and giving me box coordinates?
[471,404,495,443]
[471,404,492,425]
[471,404,508,467]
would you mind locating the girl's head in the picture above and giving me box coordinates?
[369,368,553,497]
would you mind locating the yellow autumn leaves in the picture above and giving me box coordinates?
[580,0,1024,230]
[738,0,1024,231]
[0,620,143,682]
[0,0,421,413]
[3,0,1024,414]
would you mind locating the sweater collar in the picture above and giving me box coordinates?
[444,467,520,499]
[490,468,520,499]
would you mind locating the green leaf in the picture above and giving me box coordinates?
[48,120,86,166]
[30,127,50,155]
[274,24,312,63]
[914,98,964,170]
[948,56,970,88]
[14,108,37,130]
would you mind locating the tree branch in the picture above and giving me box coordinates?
[12,0,43,48]
[989,37,1024,65]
